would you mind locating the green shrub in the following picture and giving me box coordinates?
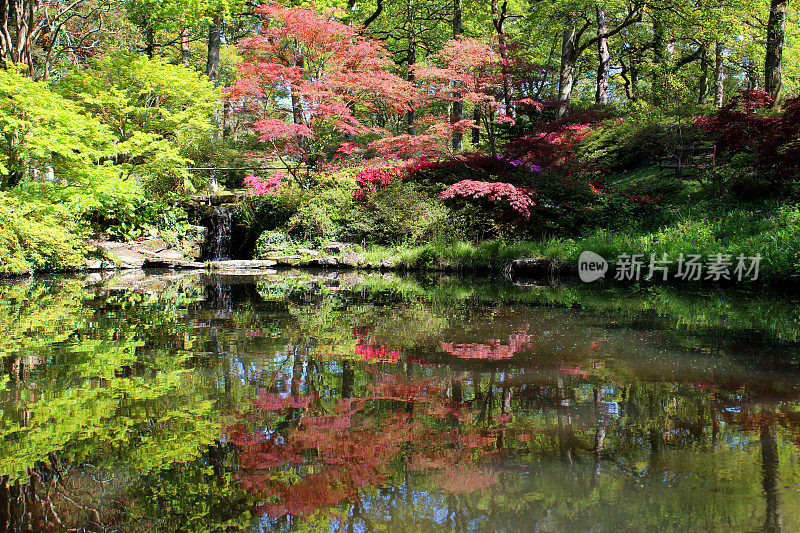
[0,193,87,274]
[346,181,449,245]
[254,230,296,259]
[580,104,710,171]
[288,201,339,241]
[82,194,191,242]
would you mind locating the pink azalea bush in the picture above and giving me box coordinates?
[352,165,402,202]
[244,174,283,196]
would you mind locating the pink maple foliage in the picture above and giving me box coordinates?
[227,2,418,171]
[440,179,536,218]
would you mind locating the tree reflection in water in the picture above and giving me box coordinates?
[3,273,800,530]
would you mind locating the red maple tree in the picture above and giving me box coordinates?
[225,3,417,178]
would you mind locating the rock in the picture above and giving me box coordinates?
[209,260,278,271]
[86,259,103,270]
[380,258,397,269]
[308,256,339,267]
[137,238,169,253]
[509,258,552,278]
[273,255,303,265]
[143,257,205,269]
[111,249,146,269]
[262,245,287,253]
[322,242,353,253]
[180,240,203,261]
[154,249,185,261]
[296,248,320,257]
[340,250,365,267]
[190,191,239,205]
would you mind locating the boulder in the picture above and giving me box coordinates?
[273,255,303,265]
[143,257,205,269]
[209,260,278,271]
[296,248,321,257]
[308,256,339,267]
[340,250,366,267]
[137,238,169,254]
[322,242,353,253]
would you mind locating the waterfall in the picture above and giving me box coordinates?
[211,205,233,260]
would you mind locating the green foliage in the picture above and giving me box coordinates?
[55,51,219,194]
[83,194,191,242]
[580,104,710,171]
[347,181,449,245]
[288,201,339,241]
[254,229,295,259]
[0,192,88,274]
[0,68,114,191]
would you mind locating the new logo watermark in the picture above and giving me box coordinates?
[578,251,609,283]
[578,252,761,283]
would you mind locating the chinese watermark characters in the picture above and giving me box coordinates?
[578,251,761,283]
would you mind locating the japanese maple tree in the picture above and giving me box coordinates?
[225,3,417,181]
[409,37,511,158]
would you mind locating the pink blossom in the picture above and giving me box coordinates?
[244,174,283,196]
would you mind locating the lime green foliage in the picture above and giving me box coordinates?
[0,191,88,274]
[0,68,114,191]
[56,52,219,194]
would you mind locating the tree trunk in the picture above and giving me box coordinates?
[651,14,667,105]
[206,15,222,86]
[697,43,708,104]
[557,21,577,118]
[145,24,155,59]
[595,5,610,105]
[181,27,190,67]
[491,0,513,118]
[452,0,463,151]
[714,40,724,107]
[765,0,788,103]
[472,108,480,145]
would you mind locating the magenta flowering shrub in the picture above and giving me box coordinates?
[244,174,282,196]
[352,166,402,202]
[440,180,536,219]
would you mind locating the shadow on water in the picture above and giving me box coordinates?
[3,271,800,530]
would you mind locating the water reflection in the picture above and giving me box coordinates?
[2,272,800,531]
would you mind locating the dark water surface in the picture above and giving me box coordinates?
[3,270,800,531]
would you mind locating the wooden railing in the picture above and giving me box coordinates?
[656,145,716,177]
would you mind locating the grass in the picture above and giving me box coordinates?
[356,204,800,283]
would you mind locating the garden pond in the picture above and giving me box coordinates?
[3,270,800,531]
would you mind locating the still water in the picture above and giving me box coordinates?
[3,270,800,531]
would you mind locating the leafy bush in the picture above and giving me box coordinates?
[580,104,709,171]
[0,193,87,274]
[82,194,191,242]
[254,230,295,258]
[346,181,449,245]
[288,201,339,241]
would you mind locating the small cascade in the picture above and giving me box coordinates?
[210,205,233,260]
